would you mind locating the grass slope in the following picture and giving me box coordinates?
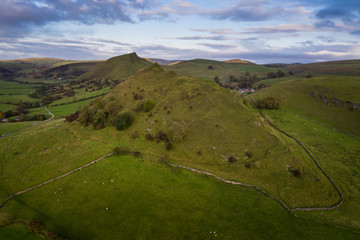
[251,76,360,135]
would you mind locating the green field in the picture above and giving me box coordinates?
[0,120,358,239]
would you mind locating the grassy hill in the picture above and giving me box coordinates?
[250,76,360,135]
[284,60,360,76]
[42,62,101,80]
[76,52,151,84]
[163,58,278,81]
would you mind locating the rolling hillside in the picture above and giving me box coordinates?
[0,55,360,239]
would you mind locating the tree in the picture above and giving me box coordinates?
[116,112,134,130]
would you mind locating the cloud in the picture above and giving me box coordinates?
[202,0,279,22]
[172,35,228,41]
[190,28,239,35]
[243,24,315,34]
[0,0,164,37]
[197,43,236,50]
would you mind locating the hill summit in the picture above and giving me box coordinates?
[76,52,151,84]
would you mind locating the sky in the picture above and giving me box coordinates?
[0,0,359,63]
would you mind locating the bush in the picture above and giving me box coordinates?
[142,100,155,112]
[113,146,131,155]
[256,97,281,110]
[228,155,237,163]
[245,151,252,158]
[130,131,138,139]
[92,110,106,129]
[145,133,154,141]
[116,112,134,130]
[156,131,169,142]
[65,111,80,123]
[166,142,173,150]
[133,151,142,158]
[244,162,252,168]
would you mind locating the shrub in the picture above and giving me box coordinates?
[28,220,43,234]
[134,102,144,112]
[114,146,131,155]
[156,131,169,142]
[65,111,79,122]
[197,150,202,155]
[256,97,281,110]
[116,112,134,130]
[245,162,252,168]
[245,151,252,158]
[133,151,142,158]
[130,131,138,139]
[166,142,173,150]
[145,133,154,141]
[228,155,237,163]
[92,109,106,129]
[292,168,302,177]
[142,100,155,112]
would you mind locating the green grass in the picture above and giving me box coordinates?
[0,79,40,105]
[0,122,39,136]
[0,104,16,112]
[0,223,42,240]
[1,152,359,239]
[253,76,303,88]
[49,87,110,106]
[261,109,360,230]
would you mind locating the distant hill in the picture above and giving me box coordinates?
[283,59,360,76]
[43,62,101,80]
[163,58,278,81]
[226,59,251,64]
[147,58,182,65]
[76,52,151,84]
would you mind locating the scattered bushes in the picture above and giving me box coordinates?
[116,112,134,130]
